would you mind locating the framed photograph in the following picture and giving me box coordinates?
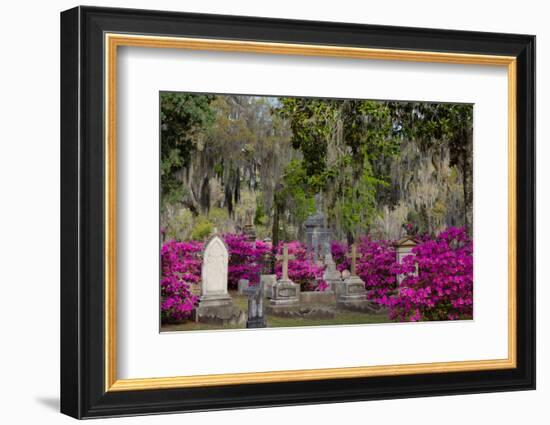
[60,6,535,419]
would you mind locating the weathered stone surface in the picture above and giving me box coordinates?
[194,235,242,324]
[201,235,229,297]
[261,274,277,298]
[300,291,336,305]
[243,282,267,328]
[266,306,335,319]
[237,279,249,294]
[269,279,300,306]
[323,251,342,292]
[193,302,245,326]
[336,275,376,312]
[269,243,301,313]
[266,278,301,314]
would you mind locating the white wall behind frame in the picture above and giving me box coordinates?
[1,1,545,425]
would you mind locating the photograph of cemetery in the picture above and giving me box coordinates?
[159,92,473,331]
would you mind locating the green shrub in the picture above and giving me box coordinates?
[190,216,213,240]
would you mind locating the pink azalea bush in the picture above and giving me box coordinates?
[161,234,271,322]
[331,239,397,303]
[330,241,349,271]
[161,227,473,323]
[382,227,473,322]
[224,233,271,288]
[274,241,327,291]
[160,240,202,322]
[356,237,398,303]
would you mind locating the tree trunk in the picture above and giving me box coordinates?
[270,201,280,274]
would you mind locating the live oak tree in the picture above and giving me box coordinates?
[274,98,400,244]
[160,93,473,243]
[160,92,215,211]
[388,102,473,233]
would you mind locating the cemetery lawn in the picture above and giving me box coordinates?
[161,292,391,332]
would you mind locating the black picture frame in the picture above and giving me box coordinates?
[61,5,535,419]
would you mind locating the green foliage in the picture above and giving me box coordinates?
[190,216,214,240]
[254,198,268,226]
[276,98,337,178]
[278,159,316,224]
[160,92,215,205]
[159,93,473,243]
[389,102,473,163]
[207,207,230,231]
[164,207,194,241]
[331,161,386,240]
[388,102,473,231]
[274,98,400,239]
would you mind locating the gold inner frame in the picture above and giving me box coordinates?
[104,33,517,392]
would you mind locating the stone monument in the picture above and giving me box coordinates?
[243,281,267,328]
[193,234,244,325]
[322,248,341,293]
[261,274,277,298]
[337,243,373,311]
[266,243,300,313]
[237,278,250,294]
[304,193,331,263]
[395,235,419,284]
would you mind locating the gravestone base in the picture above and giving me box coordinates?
[336,276,377,312]
[337,298,378,313]
[266,278,300,314]
[300,291,336,305]
[267,305,335,319]
[246,317,267,328]
[325,278,342,293]
[193,295,244,326]
[323,257,343,294]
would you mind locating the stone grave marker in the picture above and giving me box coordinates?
[261,274,277,298]
[243,281,267,328]
[237,279,250,294]
[267,243,300,313]
[337,243,373,311]
[193,234,243,325]
[322,250,341,293]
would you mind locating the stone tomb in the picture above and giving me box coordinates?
[266,244,300,314]
[193,235,244,325]
[322,250,342,293]
[337,243,376,312]
[260,274,277,298]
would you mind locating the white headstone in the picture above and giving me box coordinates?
[201,235,229,296]
[194,235,243,325]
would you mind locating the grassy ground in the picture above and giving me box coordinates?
[161,291,390,332]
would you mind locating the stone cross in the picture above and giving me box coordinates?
[347,243,362,276]
[276,243,295,281]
